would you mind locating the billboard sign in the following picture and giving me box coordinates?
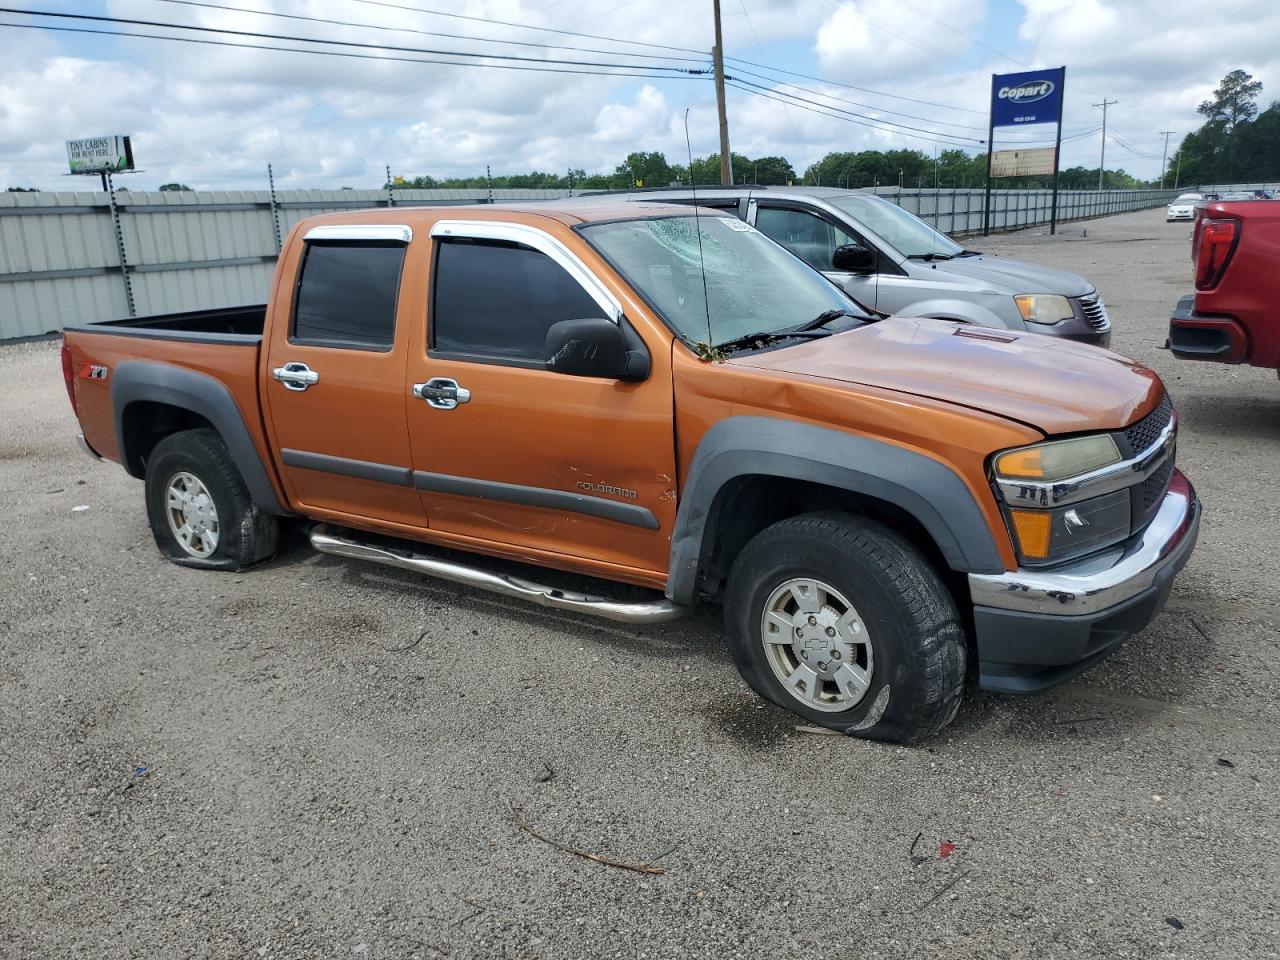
[990,147,1057,178]
[990,69,1064,127]
[66,136,135,174]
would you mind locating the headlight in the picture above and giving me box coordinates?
[994,435,1129,565]
[1005,491,1132,564]
[995,434,1120,481]
[1013,293,1074,325]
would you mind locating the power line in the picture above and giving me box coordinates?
[0,20,709,80]
[722,57,987,115]
[727,65,990,133]
[0,7,707,74]
[728,76,984,144]
[341,0,705,56]
[145,0,708,63]
[891,0,1029,69]
[1106,130,1160,160]
[726,81,984,148]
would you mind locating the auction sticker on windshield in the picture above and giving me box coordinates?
[719,218,755,232]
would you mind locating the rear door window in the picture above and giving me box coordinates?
[754,206,857,271]
[292,242,405,349]
[431,238,606,365]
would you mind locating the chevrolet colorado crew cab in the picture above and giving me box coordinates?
[62,202,1200,742]
[1170,197,1280,371]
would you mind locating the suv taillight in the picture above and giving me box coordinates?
[60,340,78,415]
[1194,217,1239,289]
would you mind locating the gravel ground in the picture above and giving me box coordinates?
[2,207,1278,959]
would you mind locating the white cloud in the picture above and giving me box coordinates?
[0,0,1278,191]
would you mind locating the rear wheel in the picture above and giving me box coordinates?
[144,428,278,570]
[724,512,965,743]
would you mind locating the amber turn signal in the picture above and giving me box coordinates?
[996,447,1044,478]
[1008,509,1051,559]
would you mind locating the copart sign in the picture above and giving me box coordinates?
[990,68,1065,127]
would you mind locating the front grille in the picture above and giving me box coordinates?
[1123,394,1173,455]
[1142,458,1175,514]
[1077,292,1111,331]
[1121,394,1176,531]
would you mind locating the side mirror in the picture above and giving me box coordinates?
[545,317,647,381]
[832,243,876,274]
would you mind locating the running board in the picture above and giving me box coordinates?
[309,525,689,625]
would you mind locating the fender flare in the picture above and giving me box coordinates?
[666,416,1004,604]
[110,360,288,515]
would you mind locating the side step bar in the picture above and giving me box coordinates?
[310,525,689,625]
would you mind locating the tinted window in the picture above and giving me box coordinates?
[293,242,404,348]
[432,239,605,362]
[755,207,857,271]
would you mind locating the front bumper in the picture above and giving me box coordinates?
[1169,292,1248,363]
[1167,209,1194,221]
[968,470,1200,693]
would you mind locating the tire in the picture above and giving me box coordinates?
[144,428,278,570]
[724,511,965,743]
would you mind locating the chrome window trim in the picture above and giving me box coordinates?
[995,414,1176,509]
[429,219,622,322]
[303,224,413,244]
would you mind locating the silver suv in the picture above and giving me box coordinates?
[587,186,1110,347]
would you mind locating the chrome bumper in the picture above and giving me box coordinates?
[969,471,1199,617]
[76,433,104,462]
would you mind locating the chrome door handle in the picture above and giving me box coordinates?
[412,377,471,410]
[272,361,319,392]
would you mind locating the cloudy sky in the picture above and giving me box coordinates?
[1,0,1277,191]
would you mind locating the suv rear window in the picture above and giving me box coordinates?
[292,242,405,349]
[431,238,606,364]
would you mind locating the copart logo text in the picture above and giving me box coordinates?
[998,80,1054,103]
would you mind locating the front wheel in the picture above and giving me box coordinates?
[144,428,278,570]
[724,512,965,743]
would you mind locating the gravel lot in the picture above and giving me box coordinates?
[2,207,1278,959]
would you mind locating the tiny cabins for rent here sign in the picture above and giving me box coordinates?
[66,136,134,174]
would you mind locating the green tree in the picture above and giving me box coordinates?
[615,151,673,187]
[1198,69,1263,132]
[158,182,193,191]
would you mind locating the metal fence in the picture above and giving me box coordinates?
[0,184,1176,341]
[866,186,1177,235]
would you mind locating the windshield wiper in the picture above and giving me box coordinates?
[956,248,982,257]
[715,327,833,355]
[793,307,862,333]
[908,252,955,261]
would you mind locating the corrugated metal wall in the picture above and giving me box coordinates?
[0,188,569,340]
[0,185,1174,341]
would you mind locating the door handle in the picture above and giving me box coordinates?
[272,361,319,392]
[412,377,471,410]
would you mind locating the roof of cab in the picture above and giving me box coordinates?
[295,200,712,231]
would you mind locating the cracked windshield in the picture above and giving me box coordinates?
[582,215,856,347]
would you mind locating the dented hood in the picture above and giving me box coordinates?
[731,316,1163,436]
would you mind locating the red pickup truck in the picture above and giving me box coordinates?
[1170,199,1280,370]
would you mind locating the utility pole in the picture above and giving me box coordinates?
[1158,131,1175,188]
[1173,150,1182,189]
[1093,98,1117,190]
[711,0,732,185]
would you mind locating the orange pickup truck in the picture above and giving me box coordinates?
[61,202,1199,741]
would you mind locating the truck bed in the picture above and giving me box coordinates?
[63,305,266,344]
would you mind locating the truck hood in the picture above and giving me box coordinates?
[731,316,1161,435]
[921,253,1094,297]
